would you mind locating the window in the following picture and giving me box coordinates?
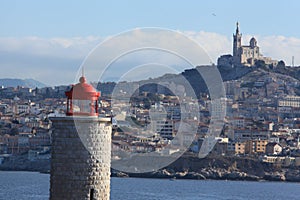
[72,100,94,113]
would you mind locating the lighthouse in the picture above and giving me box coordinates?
[49,75,112,200]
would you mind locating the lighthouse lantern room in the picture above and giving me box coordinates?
[65,76,100,116]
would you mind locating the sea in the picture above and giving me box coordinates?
[0,171,299,200]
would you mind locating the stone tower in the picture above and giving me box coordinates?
[50,76,112,200]
[233,22,242,64]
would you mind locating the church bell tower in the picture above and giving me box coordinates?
[233,22,242,65]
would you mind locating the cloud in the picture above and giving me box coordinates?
[0,31,300,86]
[255,35,300,65]
[0,36,102,58]
[0,36,103,85]
[76,29,212,83]
[183,31,232,64]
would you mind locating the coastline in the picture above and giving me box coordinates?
[1,153,300,182]
[111,167,300,183]
[0,168,298,183]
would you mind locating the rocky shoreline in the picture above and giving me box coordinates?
[1,154,300,182]
[0,154,50,173]
[112,154,300,182]
[112,167,300,182]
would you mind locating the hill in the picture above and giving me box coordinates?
[0,78,47,88]
[97,65,253,97]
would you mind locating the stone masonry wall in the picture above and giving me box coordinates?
[50,117,111,200]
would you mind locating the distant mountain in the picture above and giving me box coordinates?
[0,78,47,88]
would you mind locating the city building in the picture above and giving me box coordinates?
[278,95,300,108]
[235,142,246,155]
[266,142,282,155]
[245,139,268,154]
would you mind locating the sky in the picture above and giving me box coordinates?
[1,0,300,86]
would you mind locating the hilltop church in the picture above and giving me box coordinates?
[218,22,278,67]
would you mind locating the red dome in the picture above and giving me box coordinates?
[65,76,100,100]
[65,76,100,116]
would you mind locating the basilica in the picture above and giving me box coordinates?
[218,23,278,67]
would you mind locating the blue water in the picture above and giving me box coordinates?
[0,171,299,200]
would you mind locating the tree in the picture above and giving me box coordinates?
[255,60,266,68]
[10,127,19,136]
[277,60,285,68]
